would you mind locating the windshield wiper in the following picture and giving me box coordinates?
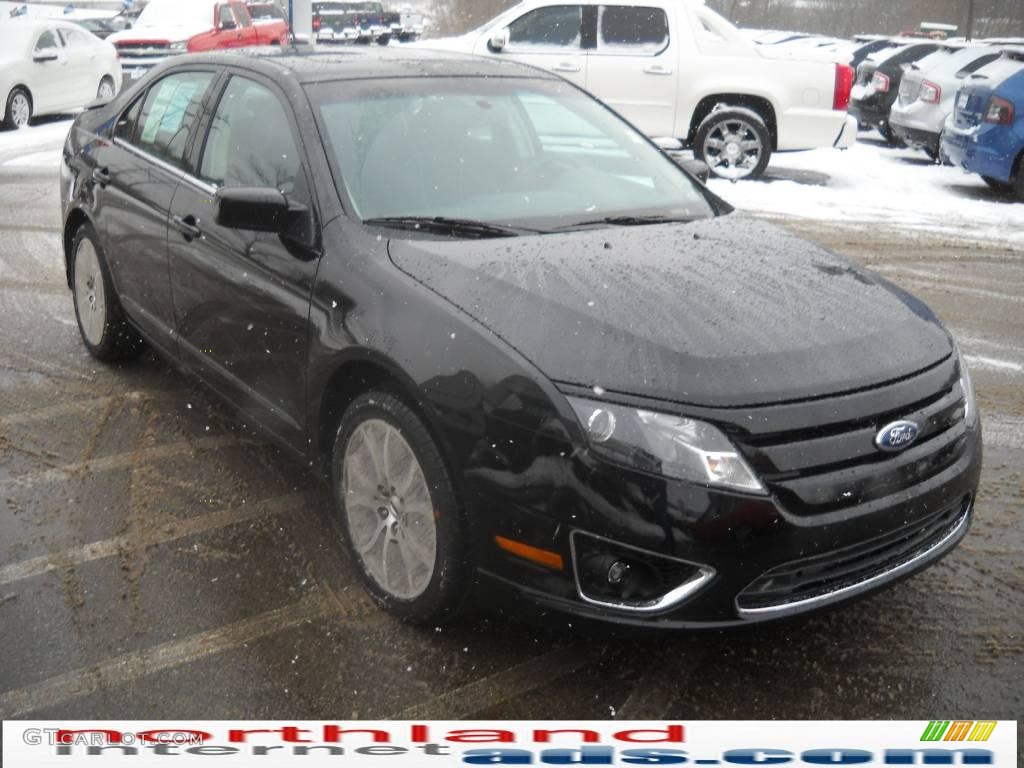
[363,216,535,238]
[554,215,699,230]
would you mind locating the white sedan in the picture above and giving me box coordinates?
[1,19,122,130]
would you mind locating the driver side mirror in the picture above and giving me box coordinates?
[216,186,317,254]
[33,48,60,63]
[217,187,293,232]
[219,18,237,31]
[489,27,509,52]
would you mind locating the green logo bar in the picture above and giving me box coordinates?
[921,721,950,741]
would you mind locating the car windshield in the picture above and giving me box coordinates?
[309,77,715,232]
[135,0,214,28]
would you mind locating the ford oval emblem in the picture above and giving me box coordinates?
[875,421,921,453]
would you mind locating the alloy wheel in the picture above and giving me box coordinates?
[702,118,763,180]
[343,419,437,600]
[74,238,106,346]
[11,92,30,128]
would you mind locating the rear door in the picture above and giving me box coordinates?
[490,5,588,89]
[56,26,99,107]
[95,69,218,354]
[229,3,260,45]
[585,4,677,136]
[167,72,321,450]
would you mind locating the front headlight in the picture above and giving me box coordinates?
[169,41,188,52]
[567,397,766,494]
[957,347,979,428]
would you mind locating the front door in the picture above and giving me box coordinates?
[167,73,320,450]
[29,28,68,112]
[485,5,588,89]
[95,69,217,353]
[585,5,678,137]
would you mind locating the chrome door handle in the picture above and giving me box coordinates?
[551,62,581,73]
[643,64,673,75]
[91,167,111,186]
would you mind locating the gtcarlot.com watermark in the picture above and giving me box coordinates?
[4,721,1017,766]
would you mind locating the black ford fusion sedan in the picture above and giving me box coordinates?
[60,48,981,628]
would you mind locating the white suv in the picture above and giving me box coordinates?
[422,0,857,179]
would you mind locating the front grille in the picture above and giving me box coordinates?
[732,358,968,517]
[736,496,970,612]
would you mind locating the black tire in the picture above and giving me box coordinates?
[331,391,470,624]
[879,122,905,147]
[1016,169,1024,204]
[982,176,1014,193]
[70,223,145,362]
[2,86,32,130]
[694,107,772,180]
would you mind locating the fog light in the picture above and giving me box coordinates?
[606,560,630,586]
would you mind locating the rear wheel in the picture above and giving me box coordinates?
[332,392,470,624]
[71,224,145,362]
[3,87,31,130]
[982,176,1014,193]
[97,77,115,101]
[694,108,772,180]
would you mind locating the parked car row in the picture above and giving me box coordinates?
[313,1,424,45]
[842,35,1024,201]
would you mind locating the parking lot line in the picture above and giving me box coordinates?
[0,391,178,428]
[393,644,597,720]
[0,435,249,492]
[0,492,307,587]
[0,593,334,719]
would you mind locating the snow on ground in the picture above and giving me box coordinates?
[707,135,1024,248]
[0,120,72,169]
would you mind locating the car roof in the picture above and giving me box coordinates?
[176,47,562,85]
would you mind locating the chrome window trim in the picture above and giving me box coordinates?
[569,529,715,614]
[735,503,972,620]
[113,137,218,196]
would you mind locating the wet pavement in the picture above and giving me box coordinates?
[0,155,1021,723]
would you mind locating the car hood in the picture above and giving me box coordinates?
[107,24,209,43]
[388,217,953,408]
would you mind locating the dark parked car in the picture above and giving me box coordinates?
[849,41,941,144]
[60,49,981,628]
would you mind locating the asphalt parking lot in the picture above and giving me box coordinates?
[0,145,1021,724]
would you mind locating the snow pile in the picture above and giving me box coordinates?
[708,137,1024,247]
[0,120,72,169]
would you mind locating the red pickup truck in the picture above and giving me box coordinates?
[108,0,289,85]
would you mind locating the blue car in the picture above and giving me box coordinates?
[942,50,1024,199]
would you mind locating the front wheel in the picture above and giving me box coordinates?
[694,108,772,180]
[332,392,470,624]
[71,224,145,362]
[3,87,32,130]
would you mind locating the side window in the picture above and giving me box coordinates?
[59,28,87,48]
[114,95,144,142]
[957,53,1000,78]
[234,5,252,27]
[134,71,215,167]
[199,76,301,195]
[218,5,236,28]
[34,29,60,52]
[507,6,583,50]
[598,6,669,54]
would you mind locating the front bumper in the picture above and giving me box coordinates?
[468,362,982,629]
